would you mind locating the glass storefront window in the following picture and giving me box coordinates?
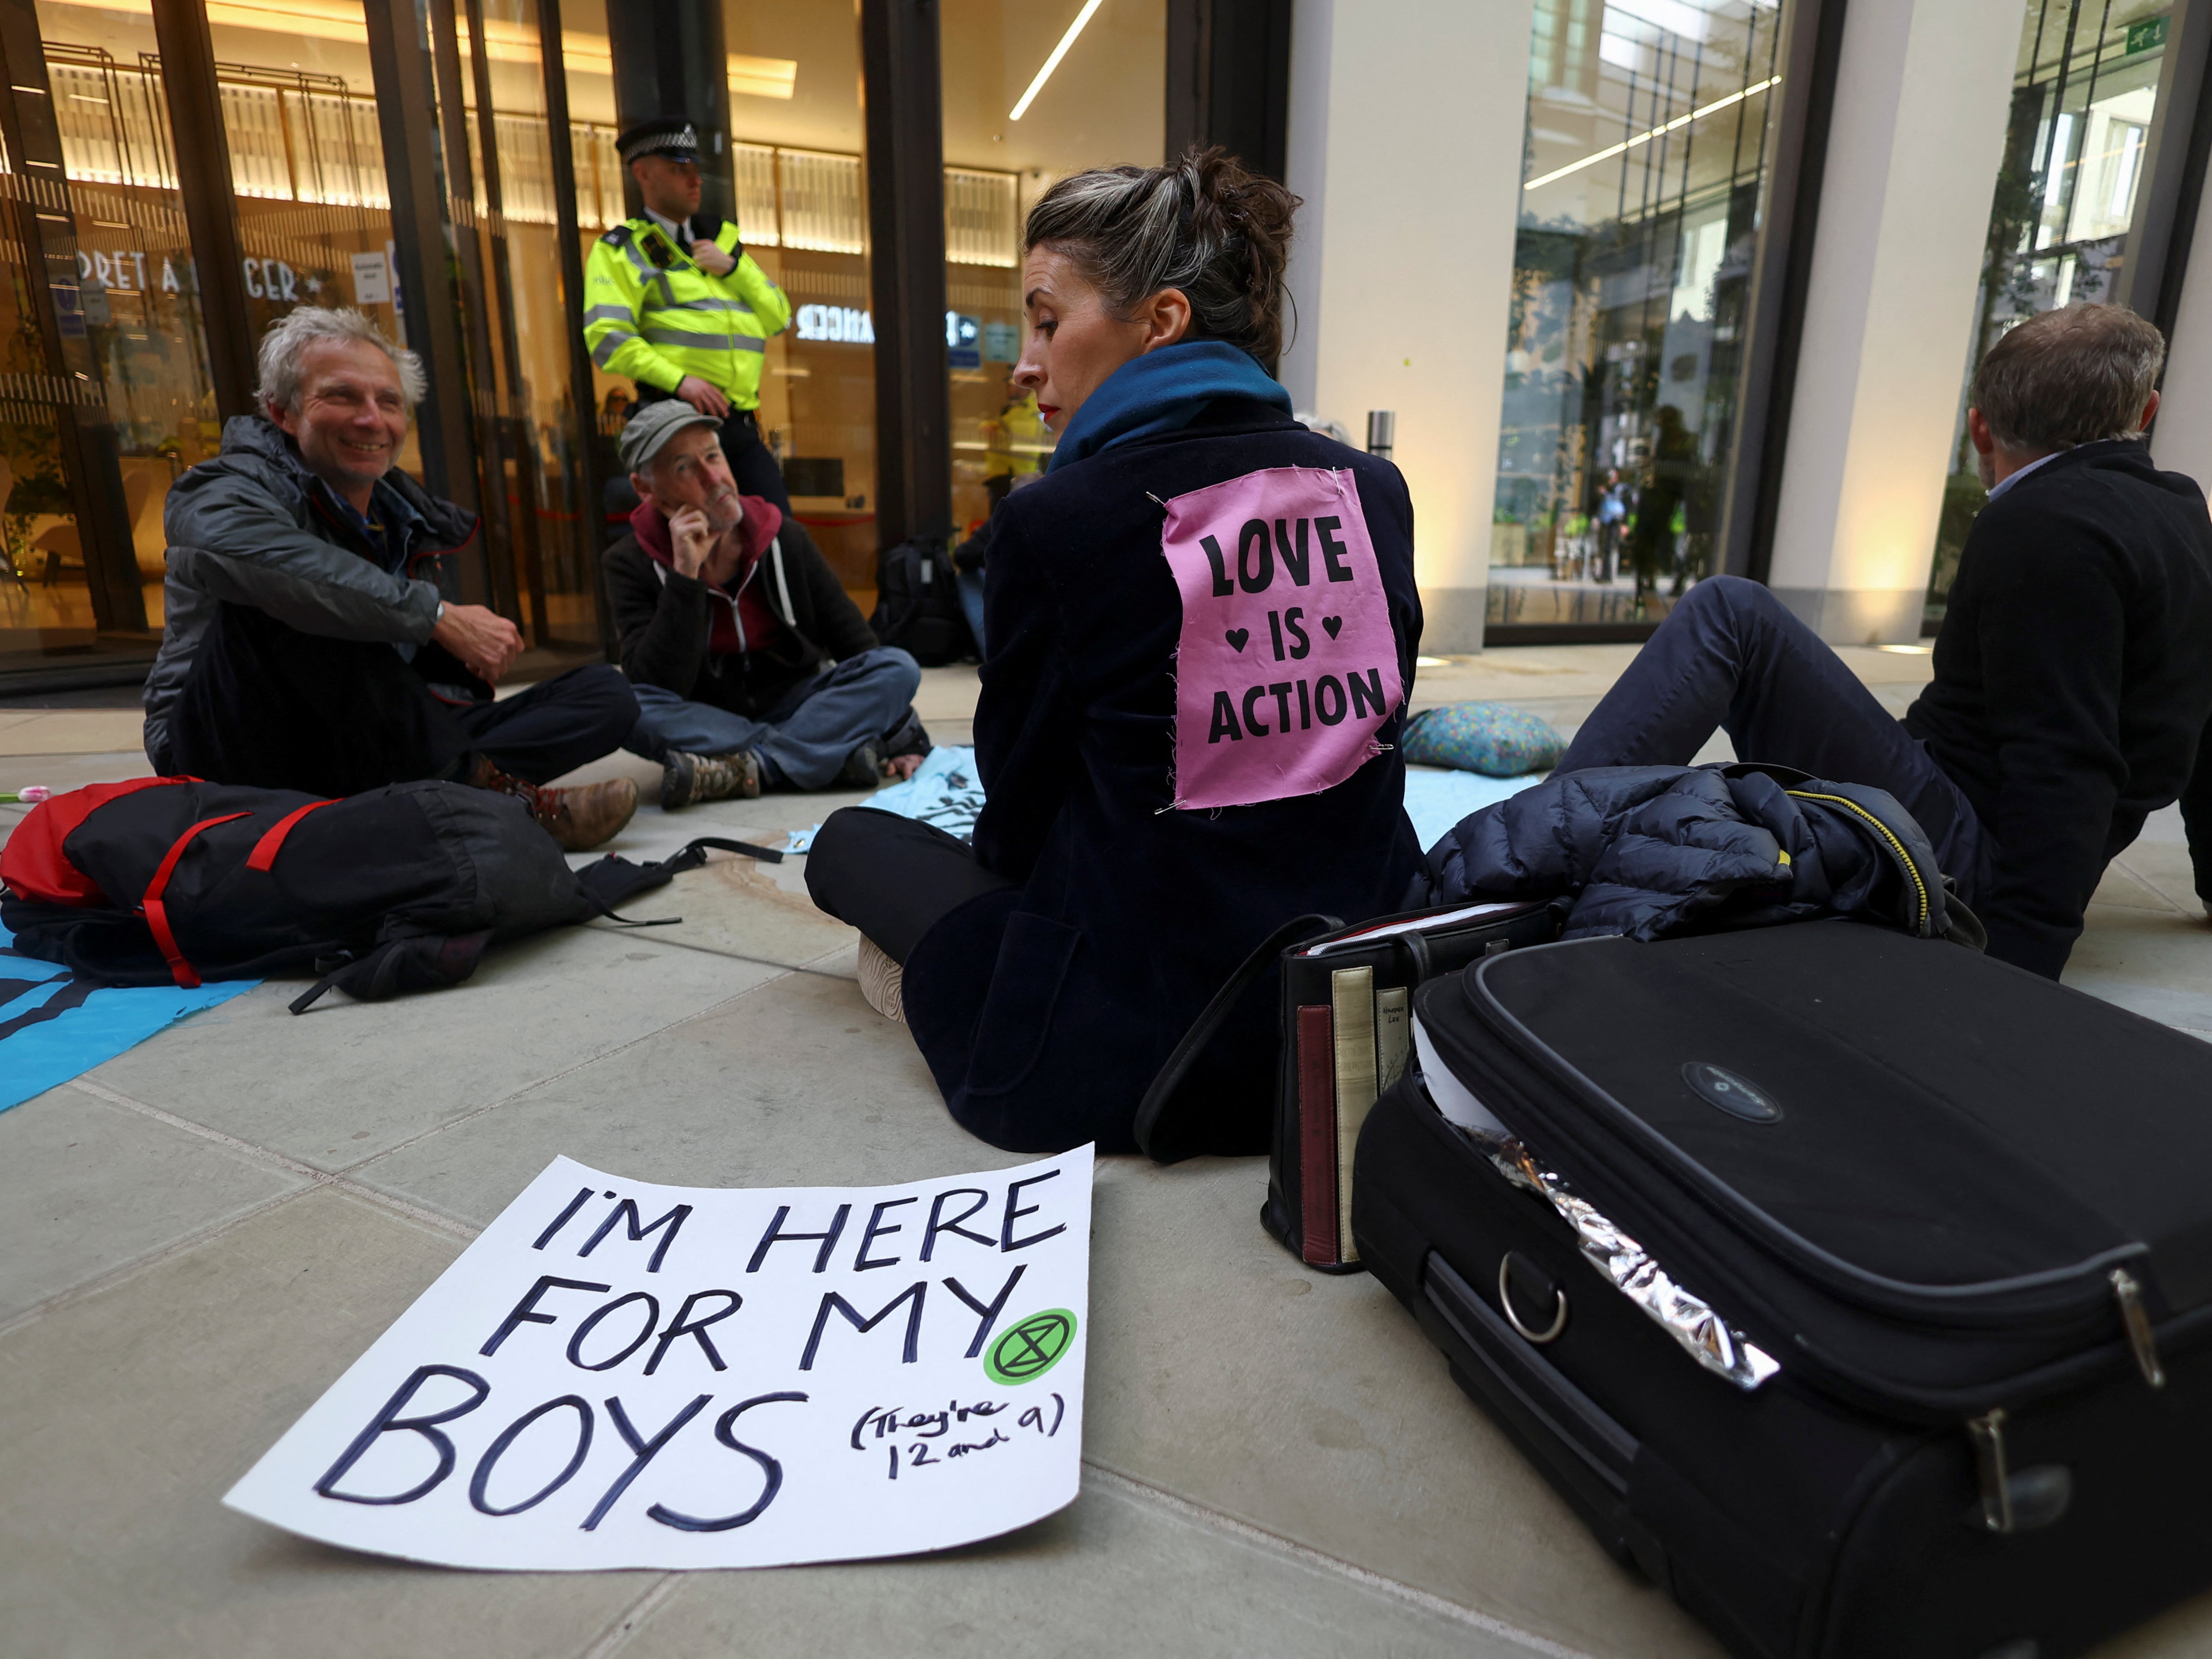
[719,1,875,597]
[1491,0,1784,634]
[1924,0,2168,627]
[939,0,1166,537]
[555,1,880,599]
[448,0,604,650]
[190,1,422,477]
[2,0,219,671]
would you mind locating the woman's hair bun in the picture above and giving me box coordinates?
[1024,146,1300,366]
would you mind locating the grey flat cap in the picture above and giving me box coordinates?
[619,400,721,472]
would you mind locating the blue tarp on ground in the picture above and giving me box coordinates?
[0,922,256,1114]
[785,748,1538,858]
[1401,765,1542,852]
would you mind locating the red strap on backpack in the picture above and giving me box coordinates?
[140,813,251,988]
[246,799,338,871]
[0,776,196,907]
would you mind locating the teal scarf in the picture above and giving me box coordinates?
[1046,340,1293,472]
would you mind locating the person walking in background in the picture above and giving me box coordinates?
[1549,304,2212,979]
[145,308,640,851]
[1628,404,1694,602]
[1593,467,1627,583]
[583,117,794,515]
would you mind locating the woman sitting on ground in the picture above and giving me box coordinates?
[806,147,1423,1155]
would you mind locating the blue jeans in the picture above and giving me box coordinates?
[957,568,987,657]
[624,647,922,790]
[1557,576,1988,897]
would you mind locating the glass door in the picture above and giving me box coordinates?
[937,0,1169,540]
[1491,0,1786,637]
[1925,0,2169,627]
[446,0,605,651]
[0,0,220,675]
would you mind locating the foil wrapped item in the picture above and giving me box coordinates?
[1476,1129,1782,1392]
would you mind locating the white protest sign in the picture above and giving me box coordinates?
[225,1149,1092,1569]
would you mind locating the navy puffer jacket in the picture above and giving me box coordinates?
[1406,763,1981,946]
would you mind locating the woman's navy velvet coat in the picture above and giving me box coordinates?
[902,398,1424,1155]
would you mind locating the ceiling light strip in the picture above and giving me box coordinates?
[1523,75,1780,192]
[1009,0,1107,121]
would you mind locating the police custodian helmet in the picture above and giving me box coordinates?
[615,118,701,165]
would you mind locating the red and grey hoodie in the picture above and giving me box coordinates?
[601,496,883,719]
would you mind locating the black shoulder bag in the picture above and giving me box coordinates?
[1135,898,1562,1271]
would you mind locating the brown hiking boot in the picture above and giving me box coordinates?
[661,748,762,810]
[467,758,638,851]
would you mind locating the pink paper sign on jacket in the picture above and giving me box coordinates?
[1159,465,1404,811]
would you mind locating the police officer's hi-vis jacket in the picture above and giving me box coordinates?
[582,216,793,410]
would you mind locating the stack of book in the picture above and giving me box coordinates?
[1295,962,1412,1266]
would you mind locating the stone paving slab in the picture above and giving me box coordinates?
[618,1473,1572,1659]
[2113,837,2203,914]
[0,1186,657,1659]
[85,928,786,1170]
[0,747,153,793]
[0,1081,306,1324]
[1083,1158,1720,1658]
[350,968,993,1226]
[0,708,147,755]
[586,838,860,968]
[2062,900,2212,1041]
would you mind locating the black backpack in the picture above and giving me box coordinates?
[869,534,973,665]
[0,776,775,1011]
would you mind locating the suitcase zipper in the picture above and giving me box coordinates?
[1785,789,1930,934]
[2112,1267,2167,1388]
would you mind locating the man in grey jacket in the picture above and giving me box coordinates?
[146,308,640,850]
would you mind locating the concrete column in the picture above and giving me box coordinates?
[1765,0,2026,645]
[1279,0,1532,652]
[2151,163,2212,488]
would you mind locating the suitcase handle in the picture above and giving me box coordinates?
[1424,1251,1636,1494]
[1500,1253,1569,1343]
[1135,911,1343,1164]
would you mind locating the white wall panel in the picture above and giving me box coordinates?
[1282,0,1535,651]
[1765,0,2028,643]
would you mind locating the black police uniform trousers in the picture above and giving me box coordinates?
[635,392,790,517]
[166,601,639,800]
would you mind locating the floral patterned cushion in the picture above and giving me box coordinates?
[1401,701,1564,777]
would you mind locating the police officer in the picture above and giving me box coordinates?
[584,117,795,513]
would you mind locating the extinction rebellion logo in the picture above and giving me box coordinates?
[984,1310,1077,1385]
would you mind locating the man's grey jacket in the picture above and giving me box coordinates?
[143,417,479,771]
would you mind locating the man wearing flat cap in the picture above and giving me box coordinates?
[584,116,795,512]
[606,401,931,808]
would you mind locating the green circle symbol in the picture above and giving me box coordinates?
[985,1309,1077,1385]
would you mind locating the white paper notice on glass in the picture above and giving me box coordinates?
[224,1149,1092,1570]
[350,250,391,306]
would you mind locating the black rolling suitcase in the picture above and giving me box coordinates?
[1353,919,2212,1659]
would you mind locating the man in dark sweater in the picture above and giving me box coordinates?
[605,402,928,808]
[1553,304,2212,978]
